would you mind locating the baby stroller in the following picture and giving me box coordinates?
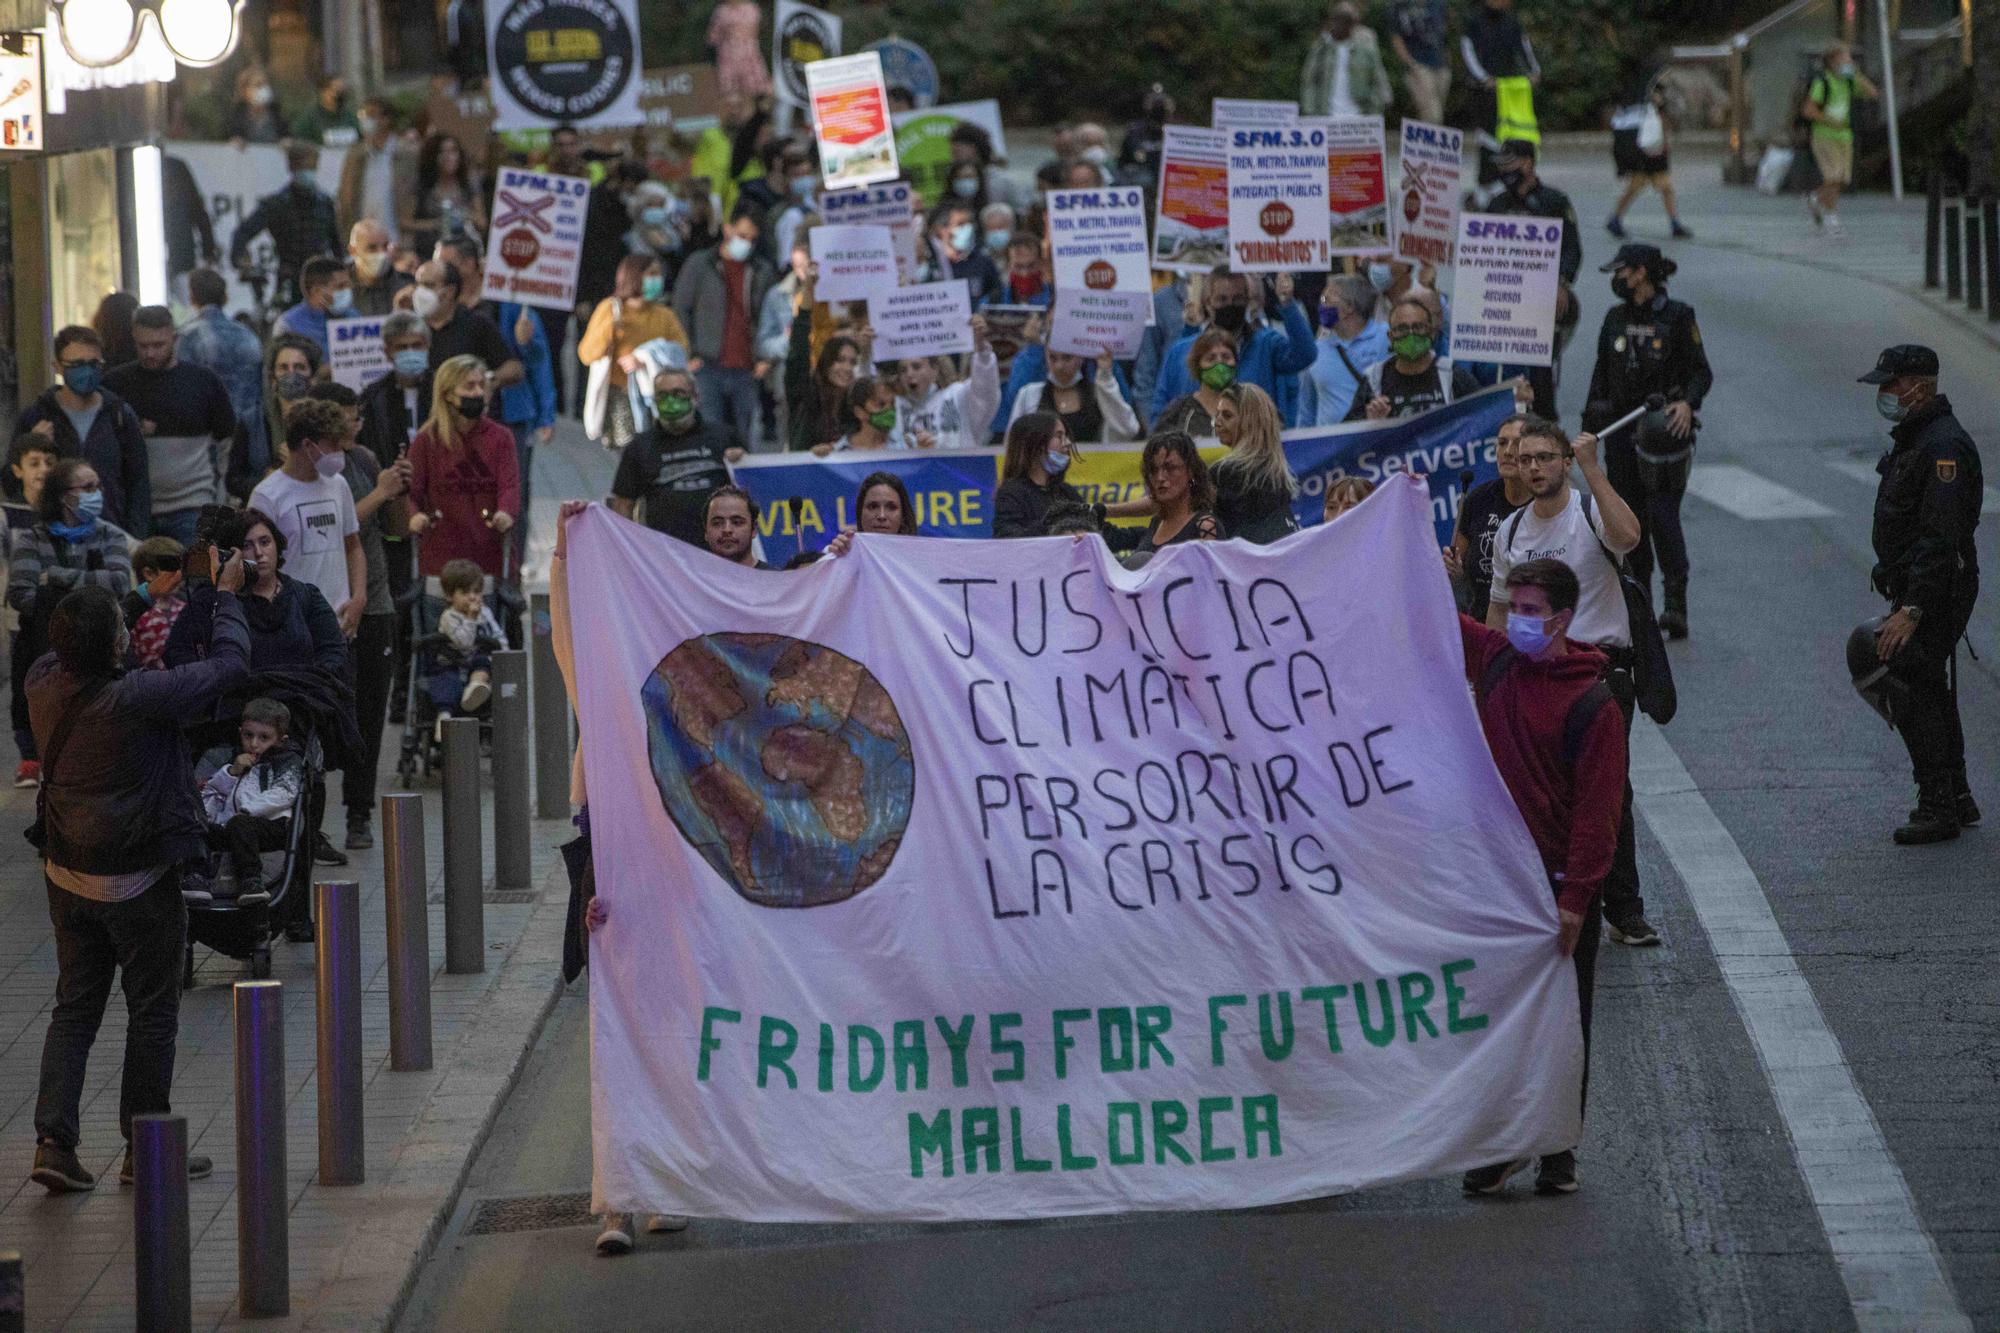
[181,729,325,983]
[395,527,526,783]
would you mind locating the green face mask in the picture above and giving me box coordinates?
[1199,362,1236,391]
[657,392,694,420]
[1390,332,1433,361]
[867,407,898,432]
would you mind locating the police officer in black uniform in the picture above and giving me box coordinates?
[1486,140,1581,421]
[1858,345,1982,844]
[1582,242,1713,638]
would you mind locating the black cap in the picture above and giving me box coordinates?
[1496,138,1538,162]
[1857,344,1939,384]
[1599,242,1665,273]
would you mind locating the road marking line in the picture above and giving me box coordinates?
[1630,720,1970,1333]
[1685,464,1838,519]
[1826,455,2000,515]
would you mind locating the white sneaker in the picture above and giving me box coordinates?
[645,1213,689,1234]
[1807,196,1825,227]
[459,679,491,712]
[595,1213,634,1256]
[1825,212,1844,235]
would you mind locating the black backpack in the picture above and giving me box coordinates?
[1477,646,1618,769]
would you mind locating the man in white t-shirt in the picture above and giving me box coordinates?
[1487,418,1664,948]
[250,397,366,638]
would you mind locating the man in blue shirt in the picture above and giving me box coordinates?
[177,269,271,473]
[1150,268,1318,426]
[1391,0,1452,125]
[273,256,353,358]
[1301,274,1391,426]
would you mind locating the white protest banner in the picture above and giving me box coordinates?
[1449,213,1564,368]
[810,225,899,303]
[1153,127,1230,274]
[773,0,842,122]
[866,280,973,361]
[1048,289,1152,359]
[1046,185,1151,295]
[820,180,920,286]
[805,52,899,189]
[569,478,1583,1222]
[1394,120,1463,268]
[485,0,645,132]
[168,141,344,314]
[481,166,590,310]
[1226,123,1331,273]
[1212,97,1298,129]
[1312,115,1388,256]
[327,317,389,392]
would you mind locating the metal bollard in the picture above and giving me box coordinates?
[314,881,364,1185]
[530,592,572,821]
[1968,207,1985,313]
[233,981,288,1318]
[380,793,432,1072]
[1924,173,1941,288]
[441,717,485,973]
[0,1249,20,1333]
[1985,197,2000,322]
[132,1114,191,1333]
[491,650,532,891]
[1943,202,1962,301]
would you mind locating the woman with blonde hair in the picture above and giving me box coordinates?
[406,355,520,579]
[1210,383,1298,544]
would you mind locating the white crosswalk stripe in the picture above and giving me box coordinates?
[1825,455,2000,514]
[1685,464,1838,519]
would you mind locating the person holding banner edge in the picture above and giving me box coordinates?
[991,413,1140,550]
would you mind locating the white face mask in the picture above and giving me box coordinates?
[411,287,441,319]
[355,250,389,280]
[723,235,753,263]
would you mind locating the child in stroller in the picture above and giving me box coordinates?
[188,696,305,907]
[431,557,504,716]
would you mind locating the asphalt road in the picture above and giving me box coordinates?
[402,149,1998,1332]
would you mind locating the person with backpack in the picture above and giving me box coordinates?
[1345,296,1479,421]
[1801,43,1878,234]
[1487,417,1663,951]
[1457,557,1628,1199]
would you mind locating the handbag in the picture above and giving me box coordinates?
[24,677,109,853]
[582,299,619,444]
[1578,490,1677,725]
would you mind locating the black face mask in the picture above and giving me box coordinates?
[1610,274,1635,301]
[1499,168,1528,193]
[455,395,487,419]
[1211,302,1248,333]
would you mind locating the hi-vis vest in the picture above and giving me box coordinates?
[1495,76,1540,146]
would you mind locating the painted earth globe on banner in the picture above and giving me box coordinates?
[642,633,915,909]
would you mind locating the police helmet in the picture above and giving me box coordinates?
[1846,616,1907,726]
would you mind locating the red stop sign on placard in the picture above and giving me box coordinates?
[499,227,541,270]
[1084,260,1116,290]
[1259,201,1295,237]
[1403,187,1423,224]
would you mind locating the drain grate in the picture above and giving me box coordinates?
[464,1192,596,1235]
[427,888,540,905]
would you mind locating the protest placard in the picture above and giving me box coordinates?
[820,180,920,285]
[485,0,644,132]
[867,281,973,361]
[1212,97,1298,128]
[1048,289,1152,359]
[810,225,900,303]
[327,317,389,392]
[805,51,899,189]
[1047,186,1151,295]
[1315,115,1388,256]
[1153,127,1230,273]
[1448,214,1565,368]
[894,100,1009,205]
[481,166,590,310]
[638,64,722,135]
[1225,123,1330,272]
[773,0,842,122]
[1393,120,1463,268]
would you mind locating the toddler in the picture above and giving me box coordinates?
[199,698,305,900]
[437,557,504,712]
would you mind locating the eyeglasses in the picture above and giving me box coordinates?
[1388,323,1429,337]
[59,358,104,370]
[1516,451,1566,467]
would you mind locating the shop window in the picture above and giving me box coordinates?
[47,148,121,333]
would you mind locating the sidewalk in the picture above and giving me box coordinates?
[0,421,612,1331]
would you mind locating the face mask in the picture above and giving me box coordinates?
[61,363,102,396]
[951,177,980,199]
[1081,145,1109,165]
[1199,362,1236,391]
[355,251,389,280]
[723,236,754,262]
[641,274,666,301]
[1838,62,1856,77]
[1044,447,1071,475]
[1505,611,1556,657]
[74,489,104,522]
[1499,168,1528,193]
[1009,271,1042,299]
[275,371,311,401]
[455,395,486,420]
[358,114,379,138]
[314,447,348,478]
[1610,273,1634,301]
[658,392,694,421]
[293,170,318,192]
[866,407,898,432]
[639,205,669,229]
[328,286,354,316]
[985,228,1011,251]
[252,85,274,107]
[393,348,429,378]
[411,287,441,319]
[790,174,818,198]
[1390,332,1433,360]
[1210,302,1247,333]
[1319,304,1341,329]
[1876,391,1911,423]
[949,222,976,253]
[1368,262,1392,292]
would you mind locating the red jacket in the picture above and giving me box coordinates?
[1460,615,1627,916]
[407,416,521,577]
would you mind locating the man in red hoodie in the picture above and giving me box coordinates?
[1458,557,1627,1199]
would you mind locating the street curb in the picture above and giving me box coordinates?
[381,890,571,1333]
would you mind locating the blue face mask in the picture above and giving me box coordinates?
[789,174,817,198]
[1368,262,1392,292]
[61,363,102,396]
[328,286,354,316]
[74,489,105,522]
[641,275,666,301]
[1505,611,1556,657]
[951,177,981,199]
[1876,391,1910,423]
[293,170,318,192]
[984,227,1011,251]
[949,222,976,253]
[1044,448,1071,476]
[393,348,430,378]
[640,205,668,228]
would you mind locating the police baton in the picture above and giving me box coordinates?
[1594,403,1652,440]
